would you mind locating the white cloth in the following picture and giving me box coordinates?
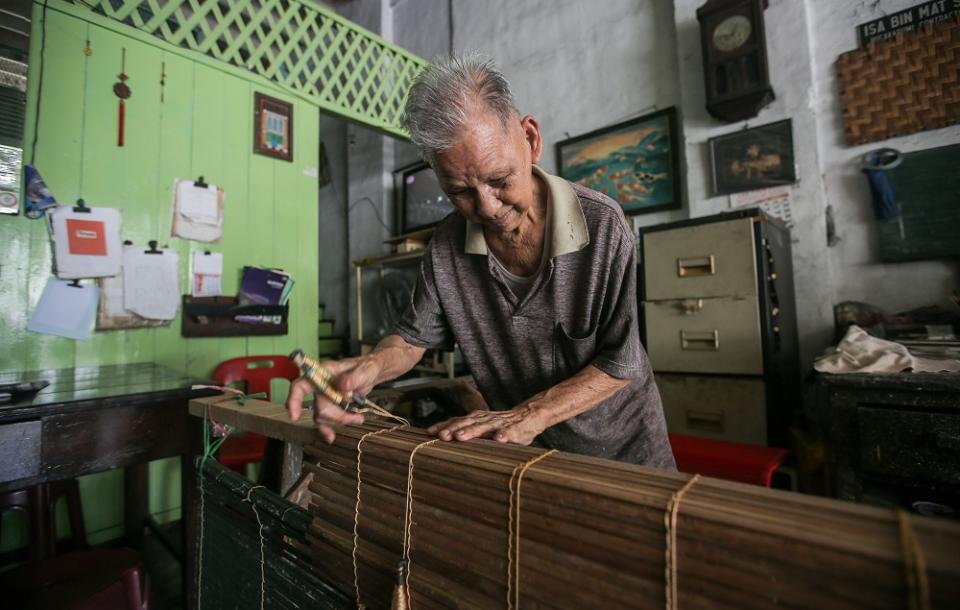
[815,325,960,374]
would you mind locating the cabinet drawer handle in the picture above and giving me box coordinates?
[681,330,719,351]
[935,432,960,451]
[686,409,724,432]
[677,255,716,277]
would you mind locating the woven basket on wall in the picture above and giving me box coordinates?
[836,17,960,146]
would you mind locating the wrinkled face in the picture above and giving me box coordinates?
[431,108,543,236]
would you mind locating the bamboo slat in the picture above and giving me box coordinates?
[189,396,960,610]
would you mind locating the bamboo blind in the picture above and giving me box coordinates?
[189,397,960,610]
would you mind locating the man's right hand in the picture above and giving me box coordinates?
[285,356,382,444]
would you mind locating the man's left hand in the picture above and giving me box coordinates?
[426,406,543,445]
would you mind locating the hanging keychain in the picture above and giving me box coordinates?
[113,48,131,147]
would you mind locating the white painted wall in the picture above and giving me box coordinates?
[331,0,959,369]
[808,0,959,316]
[673,0,836,367]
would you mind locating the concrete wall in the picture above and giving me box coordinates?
[336,0,959,369]
[808,0,959,315]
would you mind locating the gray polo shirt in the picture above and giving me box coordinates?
[394,166,675,467]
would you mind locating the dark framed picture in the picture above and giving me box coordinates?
[396,160,456,233]
[708,119,796,196]
[556,107,681,215]
[253,92,293,162]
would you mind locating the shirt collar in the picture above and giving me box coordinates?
[464,165,590,257]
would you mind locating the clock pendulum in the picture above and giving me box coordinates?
[113,48,131,146]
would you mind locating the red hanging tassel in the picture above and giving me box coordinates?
[118,99,125,147]
[113,47,131,148]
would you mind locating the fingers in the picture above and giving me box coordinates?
[427,411,539,445]
[428,413,504,442]
[311,401,364,444]
[285,378,314,421]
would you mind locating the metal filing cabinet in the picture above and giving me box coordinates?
[638,209,800,447]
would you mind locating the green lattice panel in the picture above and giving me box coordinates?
[65,0,426,137]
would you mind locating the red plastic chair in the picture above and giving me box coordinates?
[669,433,789,487]
[211,355,301,475]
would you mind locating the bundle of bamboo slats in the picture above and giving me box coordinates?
[303,421,960,610]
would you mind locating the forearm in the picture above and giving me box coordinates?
[367,334,427,383]
[520,364,631,430]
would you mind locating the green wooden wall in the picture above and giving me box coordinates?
[0,5,319,550]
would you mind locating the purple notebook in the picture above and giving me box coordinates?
[238,266,288,305]
[236,266,289,323]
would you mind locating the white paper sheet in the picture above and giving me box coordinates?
[729,186,796,235]
[177,181,219,224]
[191,251,223,297]
[96,274,166,330]
[122,244,181,320]
[171,179,224,242]
[47,205,123,278]
[28,277,100,340]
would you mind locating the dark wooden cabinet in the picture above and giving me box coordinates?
[817,372,960,510]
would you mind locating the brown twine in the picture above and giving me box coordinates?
[352,425,405,609]
[897,510,931,610]
[507,449,558,610]
[398,438,441,608]
[664,474,700,610]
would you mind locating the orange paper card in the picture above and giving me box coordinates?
[66,218,108,256]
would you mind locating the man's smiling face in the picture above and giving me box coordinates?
[432,107,543,237]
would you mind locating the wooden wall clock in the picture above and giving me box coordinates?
[697,0,775,122]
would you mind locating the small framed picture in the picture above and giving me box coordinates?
[708,119,796,196]
[254,92,293,162]
[556,107,681,215]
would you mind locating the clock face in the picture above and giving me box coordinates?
[712,14,752,52]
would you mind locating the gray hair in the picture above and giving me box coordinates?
[400,53,519,160]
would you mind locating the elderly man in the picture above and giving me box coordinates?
[287,54,674,467]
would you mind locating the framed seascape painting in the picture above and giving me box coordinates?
[556,107,681,215]
[708,119,796,196]
[254,92,293,162]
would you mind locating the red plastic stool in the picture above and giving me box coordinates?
[211,355,300,475]
[669,433,790,487]
[0,548,148,610]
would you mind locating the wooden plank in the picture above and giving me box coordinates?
[152,50,194,373]
[212,60,252,366]
[184,62,227,378]
[20,8,88,371]
[74,22,163,368]
[189,396,317,446]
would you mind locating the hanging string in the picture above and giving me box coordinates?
[353,401,410,426]
[352,425,406,609]
[244,485,268,610]
[897,510,931,610]
[507,449,558,610]
[399,438,441,607]
[664,474,700,610]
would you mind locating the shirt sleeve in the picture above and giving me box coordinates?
[392,241,455,350]
[591,226,648,379]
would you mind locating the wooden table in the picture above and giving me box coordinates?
[0,362,217,609]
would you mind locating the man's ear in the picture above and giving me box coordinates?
[520,115,543,165]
